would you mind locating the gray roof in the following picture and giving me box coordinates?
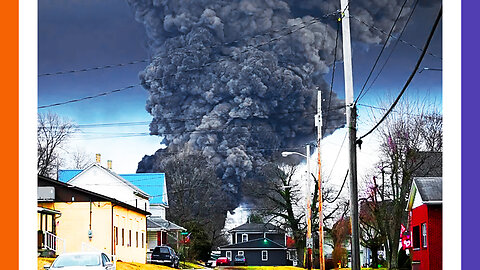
[218,238,286,250]
[229,222,284,233]
[412,152,442,177]
[147,216,186,232]
[414,177,442,202]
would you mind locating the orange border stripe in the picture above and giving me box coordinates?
[1,0,19,268]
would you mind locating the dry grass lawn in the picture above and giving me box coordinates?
[38,257,175,270]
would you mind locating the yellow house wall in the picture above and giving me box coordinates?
[39,202,146,263]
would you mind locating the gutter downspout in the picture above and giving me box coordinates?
[112,203,115,257]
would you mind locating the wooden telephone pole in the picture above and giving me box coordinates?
[340,0,361,269]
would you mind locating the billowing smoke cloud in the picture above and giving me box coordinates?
[129,0,440,206]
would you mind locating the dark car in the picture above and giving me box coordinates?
[215,257,231,266]
[233,255,246,266]
[151,246,179,268]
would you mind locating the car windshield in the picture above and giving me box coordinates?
[235,256,245,259]
[158,247,170,254]
[52,253,101,267]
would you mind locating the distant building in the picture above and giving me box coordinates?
[218,222,288,266]
[38,175,149,263]
[406,177,442,270]
[58,156,185,259]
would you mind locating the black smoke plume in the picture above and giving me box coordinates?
[130,0,440,208]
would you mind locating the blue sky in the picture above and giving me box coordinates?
[37,0,442,175]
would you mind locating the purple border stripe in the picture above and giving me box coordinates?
[462,0,479,267]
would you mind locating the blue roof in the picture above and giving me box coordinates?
[120,173,167,206]
[58,170,83,183]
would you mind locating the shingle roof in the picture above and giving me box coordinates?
[147,216,186,231]
[229,223,284,233]
[414,177,442,202]
[120,173,167,205]
[219,238,286,250]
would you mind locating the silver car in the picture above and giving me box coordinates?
[44,252,116,270]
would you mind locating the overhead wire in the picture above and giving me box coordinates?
[350,15,442,60]
[38,12,340,110]
[357,6,442,142]
[355,0,410,104]
[38,59,149,77]
[325,170,349,204]
[356,0,420,103]
[323,16,341,136]
[38,12,339,79]
[38,84,141,109]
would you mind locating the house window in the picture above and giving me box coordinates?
[226,251,232,261]
[242,234,248,242]
[421,223,427,248]
[136,231,139,248]
[129,230,132,247]
[412,226,420,249]
[142,233,144,248]
[262,250,268,261]
[114,227,118,245]
[122,229,124,246]
[238,251,244,256]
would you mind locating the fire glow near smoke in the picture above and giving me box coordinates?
[130,0,440,206]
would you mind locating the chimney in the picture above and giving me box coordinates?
[96,153,101,164]
[107,160,112,170]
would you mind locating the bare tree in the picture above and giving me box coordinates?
[153,151,231,253]
[69,148,93,169]
[242,161,345,267]
[363,99,442,269]
[37,112,76,178]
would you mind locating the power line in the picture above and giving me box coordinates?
[357,6,442,142]
[349,15,442,60]
[38,14,339,110]
[38,12,339,79]
[38,59,149,77]
[325,170,349,204]
[325,131,348,181]
[355,0,410,104]
[356,0,420,102]
[38,84,141,109]
[323,18,341,136]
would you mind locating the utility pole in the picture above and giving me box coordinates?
[316,90,325,270]
[305,144,313,270]
[340,0,361,269]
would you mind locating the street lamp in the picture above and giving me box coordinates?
[282,145,313,270]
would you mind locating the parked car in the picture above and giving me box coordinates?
[151,245,179,268]
[43,252,115,270]
[233,255,246,266]
[206,252,220,267]
[215,257,231,266]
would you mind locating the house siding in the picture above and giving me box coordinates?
[427,205,442,270]
[220,249,287,266]
[40,201,147,263]
[410,203,442,270]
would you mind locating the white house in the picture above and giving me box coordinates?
[59,162,151,212]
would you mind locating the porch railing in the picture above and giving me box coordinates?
[43,231,66,254]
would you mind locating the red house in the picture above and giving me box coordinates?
[406,177,442,270]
